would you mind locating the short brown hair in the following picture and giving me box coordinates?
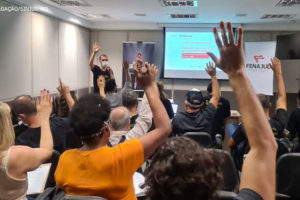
[145,137,223,200]
[257,94,270,110]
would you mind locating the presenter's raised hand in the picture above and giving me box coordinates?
[93,42,100,53]
[207,22,245,77]
[36,90,53,121]
[205,62,217,77]
[270,57,282,75]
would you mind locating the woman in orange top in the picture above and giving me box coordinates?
[55,62,172,200]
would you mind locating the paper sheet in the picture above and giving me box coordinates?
[133,172,145,196]
[27,163,51,195]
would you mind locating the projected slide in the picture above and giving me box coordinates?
[164,28,229,79]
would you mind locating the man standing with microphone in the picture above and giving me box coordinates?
[89,42,115,93]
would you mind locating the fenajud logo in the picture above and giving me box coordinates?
[246,55,271,70]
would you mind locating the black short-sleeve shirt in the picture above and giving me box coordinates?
[232,109,288,146]
[16,117,72,153]
[171,103,216,136]
[287,108,300,140]
[92,65,111,93]
[205,95,231,137]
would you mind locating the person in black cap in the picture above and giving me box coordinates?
[171,62,220,136]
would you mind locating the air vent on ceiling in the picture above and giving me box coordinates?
[135,13,147,17]
[170,14,197,18]
[261,14,296,19]
[46,0,90,7]
[276,0,300,7]
[161,0,198,7]
[80,14,111,19]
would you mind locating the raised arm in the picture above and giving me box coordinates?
[123,60,132,83]
[271,57,287,111]
[89,42,100,71]
[208,22,277,200]
[97,75,106,98]
[57,78,75,110]
[206,62,220,109]
[136,62,172,159]
[13,90,54,173]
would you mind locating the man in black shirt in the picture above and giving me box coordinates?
[205,82,231,139]
[89,42,114,93]
[228,57,288,162]
[12,80,77,153]
[172,62,220,136]
[287,90,300,150]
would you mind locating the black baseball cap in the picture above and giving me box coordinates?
[186,89,203,108]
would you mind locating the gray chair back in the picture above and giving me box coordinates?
[183,132,212,148]
[208,149,239,192]
[277,153,300,198]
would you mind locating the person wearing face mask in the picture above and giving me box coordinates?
[89,42,115,94]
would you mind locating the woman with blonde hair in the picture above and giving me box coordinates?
[0,90,53,200]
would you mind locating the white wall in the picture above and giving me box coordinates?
[0,1,90,101]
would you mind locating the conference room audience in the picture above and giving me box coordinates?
[145,21,277,200]
[98,61,132,108]
[171,62,220,136]
[108,93,152,146]
[205,82,231,139]
[54,63,172,199]
[228,57,288,169]
[0,91,53,200]
[287,90,300,151]
[89,42,115,94]
[157,81,174,119]
[13,80,75,153]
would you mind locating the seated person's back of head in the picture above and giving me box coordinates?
[145,137,222,200]
[122,90,138,127]
[171,89,217,136]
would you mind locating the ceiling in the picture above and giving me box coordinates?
[37,0,300,24]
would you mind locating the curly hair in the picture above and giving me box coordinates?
[69,94,110,141]
[145,137,223,200]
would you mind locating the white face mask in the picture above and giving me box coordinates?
[101,61,109,67]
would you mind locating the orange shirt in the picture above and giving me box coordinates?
[55,138,144,200]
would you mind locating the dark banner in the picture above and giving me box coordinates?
[122,42,155,89]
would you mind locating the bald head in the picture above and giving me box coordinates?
[109,107,131,131]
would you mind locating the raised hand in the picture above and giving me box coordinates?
[207,22,245,77]
[97,75,105,88]
[270,57,282,75]
[133,62,157,89]
[57,78,70,97]
[36,89,53,121]
[93,42,100,53]
[205,62,217,77]
[123,60,129,70]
